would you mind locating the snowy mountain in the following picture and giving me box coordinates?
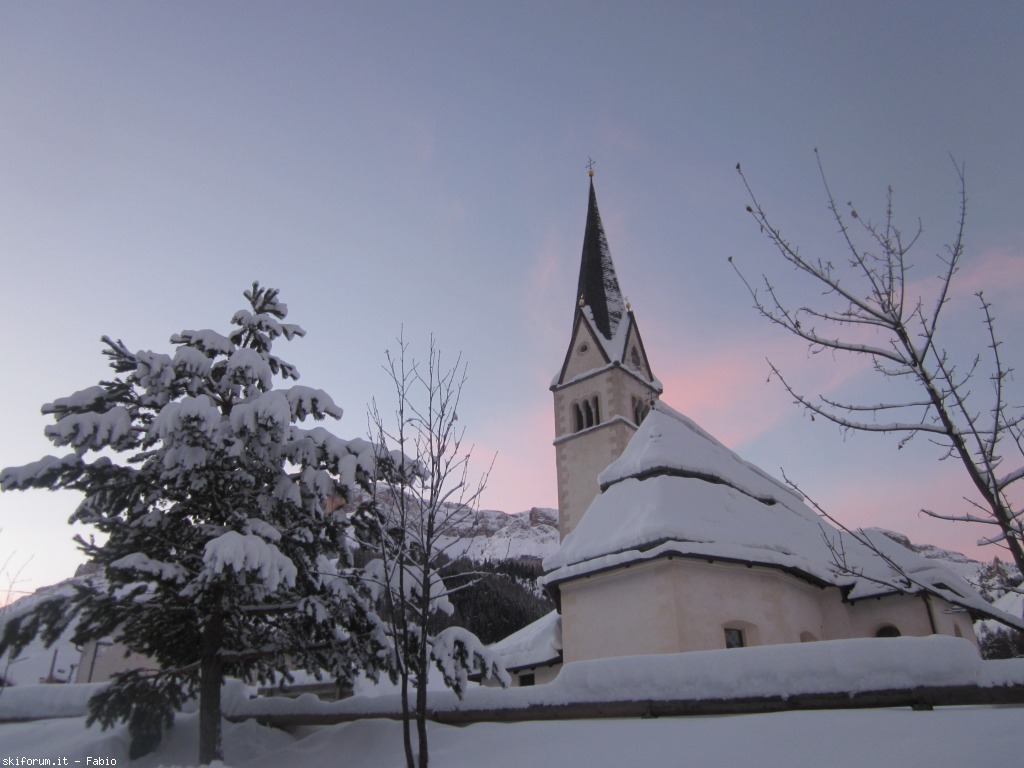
[435,507,559,562]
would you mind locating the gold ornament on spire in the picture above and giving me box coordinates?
[586,157,596,178]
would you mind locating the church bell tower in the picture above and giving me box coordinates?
[551,171,661,540]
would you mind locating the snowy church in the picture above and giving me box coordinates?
[34,173,1022,698]
[491,172,1012,687]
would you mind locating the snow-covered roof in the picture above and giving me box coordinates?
[488,610,562,671]
[542,401,1021,629]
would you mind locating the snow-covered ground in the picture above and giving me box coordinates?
[2,638,1023,767]
[1,706,1022,768]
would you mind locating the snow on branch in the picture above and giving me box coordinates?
[431,626,510,697]
[200,531,297,594]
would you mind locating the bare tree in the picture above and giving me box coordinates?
[363,332,506,768]
[0,539,32,689]
[734,152,1024,575]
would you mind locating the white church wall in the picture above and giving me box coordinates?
[666,560,833,650]
[560,559,679,662]
[842,592,978,647]
[945,605,982,647]
[557,555,982,662]
[560,558,841,661]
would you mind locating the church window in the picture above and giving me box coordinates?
[583,399,594,428]
[572,396,601,432]
[519,672,536,687]
[875,624,901,638]
[632,396,650,426]
[724,627,746,649]
[631,346,642,370]
[578,342,589,354]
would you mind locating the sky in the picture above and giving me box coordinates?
[2,1,1023,597]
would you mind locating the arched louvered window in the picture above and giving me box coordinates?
[632,396,650,426]
[583,399,594,428]
[572,395,601,432]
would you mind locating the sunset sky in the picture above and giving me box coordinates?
[2,2,1023,595]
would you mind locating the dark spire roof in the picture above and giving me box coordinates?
[576,178,625,340]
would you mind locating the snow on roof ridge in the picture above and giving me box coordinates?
[597,400,804,508]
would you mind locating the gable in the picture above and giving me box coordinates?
[554,310,612,387]
[620,315,655,382]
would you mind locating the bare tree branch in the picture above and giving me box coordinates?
[362,330,499,768]
[735,154,1024,574]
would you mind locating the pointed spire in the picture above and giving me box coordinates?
[576,176,626,340]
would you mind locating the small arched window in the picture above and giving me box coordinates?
[574,403,584,432]
[875,624,901,638]
[724,621,757,648]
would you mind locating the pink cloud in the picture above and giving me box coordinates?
[950,244,1024,311]
[475,393,558,514]
[821,459,1008,564]
[891,242,1024,332]
[956,244,1024,297]
[650,322,874,450]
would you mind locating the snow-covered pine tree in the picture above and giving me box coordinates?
[0,283,387,764]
